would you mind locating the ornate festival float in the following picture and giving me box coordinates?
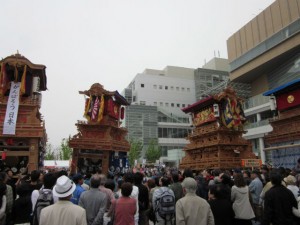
[0,53,47,173]
[180,87,257,170]
[69,83,130,174]
[263,78,300,168]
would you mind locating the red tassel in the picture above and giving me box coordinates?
[121,107,125,120]
[2,151,6,160]
[6,138,13,145]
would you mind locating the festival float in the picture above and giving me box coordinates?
[180,87,257,170]
[0,53,47,173]
[263,78,300,168]
[69,83,130,174]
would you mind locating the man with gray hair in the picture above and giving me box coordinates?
[176,177,214,225]
[79,174,107,225]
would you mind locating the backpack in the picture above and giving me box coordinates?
[32,189,54,225]
[155,189,175,222]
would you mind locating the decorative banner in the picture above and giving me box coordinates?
[3,82,21,135]
[221,97,246,129]
[241,159,262,167]
[107,98,120,119]
[193,106,216,126]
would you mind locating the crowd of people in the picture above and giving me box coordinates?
[0,160,300,225]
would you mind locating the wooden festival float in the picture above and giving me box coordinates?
[0,53,47,173]
[69,83,130,174]
[263,79,300,168]
[180,87,256,170]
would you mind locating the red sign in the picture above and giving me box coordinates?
[276,89,300,111]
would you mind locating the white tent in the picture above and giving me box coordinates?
[43,160,69,168]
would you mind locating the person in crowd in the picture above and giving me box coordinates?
[111,182,136,225]
[31,172,57,211]
[28,170,43,192]
[249,169,263,222]
[123,173,139,225]
[259,167,287,206]
[208,184,234,225]
[39,175,87,225]
[71,173,86,205]
[169,172,183,203]
[134,172,149,225]
[6,169,16,200]
[260,165,270,186]
[146,178,156,224]
[263,169,298,225]
[152,176,175,225]
[218,173,232,201]
[104,179,116,193]
[242,170,251,186]
[231,173,255,225]
[79,174,107,225]
[0,183,6,225]
[182,168,193,179]
[176,177,214,225]
[12,184,32,225]
[284,175,299,199]
[115,179,123,199]
[99,174,115,225]
[195,172,208,199]
[0,172,13,225]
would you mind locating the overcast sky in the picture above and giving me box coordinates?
[1,0,274,148]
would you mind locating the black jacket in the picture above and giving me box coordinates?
[262,185,298,225]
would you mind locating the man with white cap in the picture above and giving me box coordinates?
[39,175,87,225]
[176,177,214,225]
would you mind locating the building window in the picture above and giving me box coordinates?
[160,102,163,106]
[187,88,190,92]
[177,103,180,107]
[171,103,174,107]
[165,103,169,107]
[153,102,157,106]
[182,104,185,107]
[141,84,144,88]
[181,87,185,91]
[176,87,179,91]
[165,86,168,90]
[133,96,136,102]
[171,86,174,90]
[140,101,146,105]
[159,85,163,89]
[153,85,157,89]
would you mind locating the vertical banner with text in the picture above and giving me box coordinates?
[3,82,21,135]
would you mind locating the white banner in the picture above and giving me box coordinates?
[3,82,21,135]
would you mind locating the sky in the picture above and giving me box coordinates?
[1,0,275,148]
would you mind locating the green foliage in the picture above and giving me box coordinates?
[128,139,143,167]
[59,138,72,160]
[45,143,55,160]
[145,139,161,163]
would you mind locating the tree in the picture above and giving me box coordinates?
[58,138,72,160]
[145,139,161,163]
[128,139,143,167]
[44,143,55,160]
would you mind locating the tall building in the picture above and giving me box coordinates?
[123,61,231,165]
[123,66,195,165]
[227,0,300,165]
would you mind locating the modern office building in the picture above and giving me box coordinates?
[226,0,300,164]
[123,66,196,165]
